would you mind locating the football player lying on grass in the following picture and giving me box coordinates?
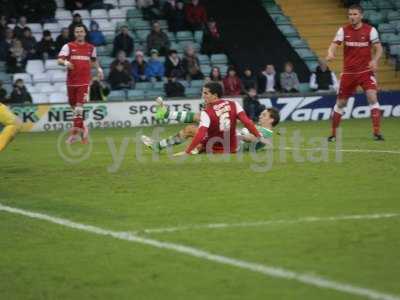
[141,97,280,154]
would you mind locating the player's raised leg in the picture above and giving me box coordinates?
[0,103,20,152]
[141,124,198,151]
[154,97,200,123]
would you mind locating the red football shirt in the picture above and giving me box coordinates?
[185,100,260,154]
[58,41,96,86]
[333,23,380,74]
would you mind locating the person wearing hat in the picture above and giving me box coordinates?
[131,50,149,82]
[145,49,165,82]
[36,30,58,59]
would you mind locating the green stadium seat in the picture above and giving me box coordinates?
[365,12,385,26]
[179,41,201,53]
[185,86,201,97]
[296,48,317,61]
[127,89,145,100]
[275,15,291,25]
[105,34,115,44]
[99,56,114,67]
[198,54,210,65]
[136,30,150,42]
[152,81,165,90]
[145,89,165,98]
[0,61,6,72]
[278,25,298,37]
[135,81,153,91]
[200,65,212,75]
[127,9,143,19]
[387,11,400,22]
[306,60,319,73]
[380,33,397,44]
[210,54,228,65]
[108,90,126,101]
[97,46,109,56]
[360,1,377,10]
[190,79,204,88]
[128,19,151,31]
[389,44,400,56]
[0,72,12,83]
[378,23,396,34]
[298,83,311,93]
[214,64,228,76]
[194,31,203,43]
[289,38,308,49]
[176,31,194,42]
[373,0,393,10]
[166,31,176,43]
[116,21,129,31]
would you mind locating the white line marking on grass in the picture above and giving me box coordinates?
[1,204,399,300]
[282,147,400,155]
[140,213,400,234]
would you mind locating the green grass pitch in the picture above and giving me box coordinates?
[0,118,400,300]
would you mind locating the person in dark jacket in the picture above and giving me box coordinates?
[9,79,32,103]
[241,67,257,92]
[201,19,223,55]
[20,27,37,59]
[146,21,170,56]
[243,87,265,122]
[36,30,58,59]
[0,80,7,102]
[55,28,70,52]
[112,25,134,57]
[108,62,134,90]
[88,20,106,46]
[182,44,203,81]
[68,13,84,40]
[164,49,185,79]
[184,0,207,31]
[163,0,186,32]
[309,60,338,92]
[164,70,185,97]
[89,76,110,101]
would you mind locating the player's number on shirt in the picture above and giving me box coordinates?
[219,111,231,131]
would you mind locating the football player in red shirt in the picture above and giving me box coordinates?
[57,25,104,144]
[171,82,261,155]
[326,4,384,141]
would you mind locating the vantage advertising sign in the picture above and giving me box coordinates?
[9,92,400,132]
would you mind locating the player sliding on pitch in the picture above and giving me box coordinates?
[57,25,104,144]
[141,82,279,154]
[327,4,384,141]
[0,102,20,152]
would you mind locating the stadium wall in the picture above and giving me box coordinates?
[9,92,400,132]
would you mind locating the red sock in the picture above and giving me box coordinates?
[331,111,342,137]
[371,108,381,135]
[73,116,83,130]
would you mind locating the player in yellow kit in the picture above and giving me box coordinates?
[0,103,20,152]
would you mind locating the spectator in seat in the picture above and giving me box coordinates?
[89,76,110,101]
[309,60,338,92]
[137,0,162,21]
[184,0,207,31]
[280,62,300,93]
[165,70,185,97]
[112,25,134,57]
[13,16,29,40]
[146,21,170,56]
[241,67,257,92]
[55,28,70,52]
[0,28,14,61]
[6,39,28,73]
[9,79,32,103]
[110,50,132,74]
[0,81,7,102]
[182,44,203,81]
[163,0,187,33]
[36,30,58,60]
[201,19,223,55]
[223,66,242,96]
[258,64,280,94]
[0,15,9,40]
[68,13,84,40]
[88,21,106,46]
[131,50,148,82]
[145,48,164,82]
[21,28,37,60]
[108,62,134,90]
[206,66,223,86]
[243,87,265,122]
[164,49,185,79]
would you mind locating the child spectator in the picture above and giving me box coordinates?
[243,87,265,122]
[164,49,185,79]
[223,66,242,96]
[112,25,134,57]
[9,79,32,103]
[309,60,338,92]
[146,21,170,56]
[182,44,203,81]
[280,62,300,93]
[165,70,185,97]
[88,21,106,46]
[131,50,148,82]
[184,0,207,31]
[145,49,165,82]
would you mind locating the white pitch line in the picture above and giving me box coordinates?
[140,213,400,234]
[282,147,400,155]
[1,204,399,300]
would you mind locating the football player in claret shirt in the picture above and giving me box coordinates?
[57,25,104,144]
[326,4,384,141]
